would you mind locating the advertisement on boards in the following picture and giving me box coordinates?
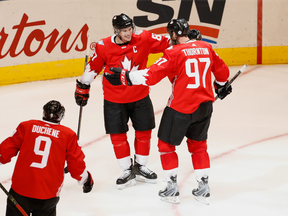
[0,0,287,85]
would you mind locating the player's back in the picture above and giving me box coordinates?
[165,40,216,114]
[11,119,78,199]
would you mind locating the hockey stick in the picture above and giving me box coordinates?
[64,40,90,174]
[77,54,89,138]
[214,63,248,102]
[0,183,28,216]
[77,36,90,139]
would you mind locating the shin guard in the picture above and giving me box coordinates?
[134,130,152,156]
[158,139,178,171]
[110,133,130,159]
[187,139,210,169]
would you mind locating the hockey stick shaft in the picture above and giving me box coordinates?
[77,54,89,139]
[0,183,28,216]
[64,48,89,174]
[77,37,90,138]
[214,63,248,101]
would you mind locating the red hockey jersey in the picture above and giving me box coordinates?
[0,120,87,199]
[145,40,230,114]
[81,30,170,103]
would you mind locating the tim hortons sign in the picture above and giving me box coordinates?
[0,13,88,59]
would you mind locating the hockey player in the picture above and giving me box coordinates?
[104,19,232,204]
[74,13,171,189]
[0,100,93,216]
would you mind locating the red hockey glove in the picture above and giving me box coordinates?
[75,79,90,106]
[214,80,232,100]
[83,171,94,193]
[105,67,132,86]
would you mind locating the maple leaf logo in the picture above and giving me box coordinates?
[120,55,140,72]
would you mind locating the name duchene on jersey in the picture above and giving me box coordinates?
[32,125,60,138]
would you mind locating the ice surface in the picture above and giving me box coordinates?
[0,64,287,216]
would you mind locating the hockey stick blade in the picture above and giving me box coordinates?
[214,63,248,101]
[0,183,28,216]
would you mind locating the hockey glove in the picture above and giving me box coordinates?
[83,171,94,193]
[103,70,122,86]
[75,79,90,106]
[214,80,232,100]
[106,67,132,86]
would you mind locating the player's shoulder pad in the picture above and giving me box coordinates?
[198,40,212,47]
[134,30,144,35]
[56,123,76,135]
[97,35,112,46]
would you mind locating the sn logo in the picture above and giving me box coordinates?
[133,0,225,27]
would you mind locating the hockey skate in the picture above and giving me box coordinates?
[192,176,210,205]
[159,175,180,204]
[133,157,157,184]
[116,165,136,190]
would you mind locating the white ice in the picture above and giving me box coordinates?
[0,64,288,216]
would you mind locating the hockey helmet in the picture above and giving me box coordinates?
[43,100,65,123]
[188,29,202,40]
[166,18,190,37]
[112,13,134,30]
